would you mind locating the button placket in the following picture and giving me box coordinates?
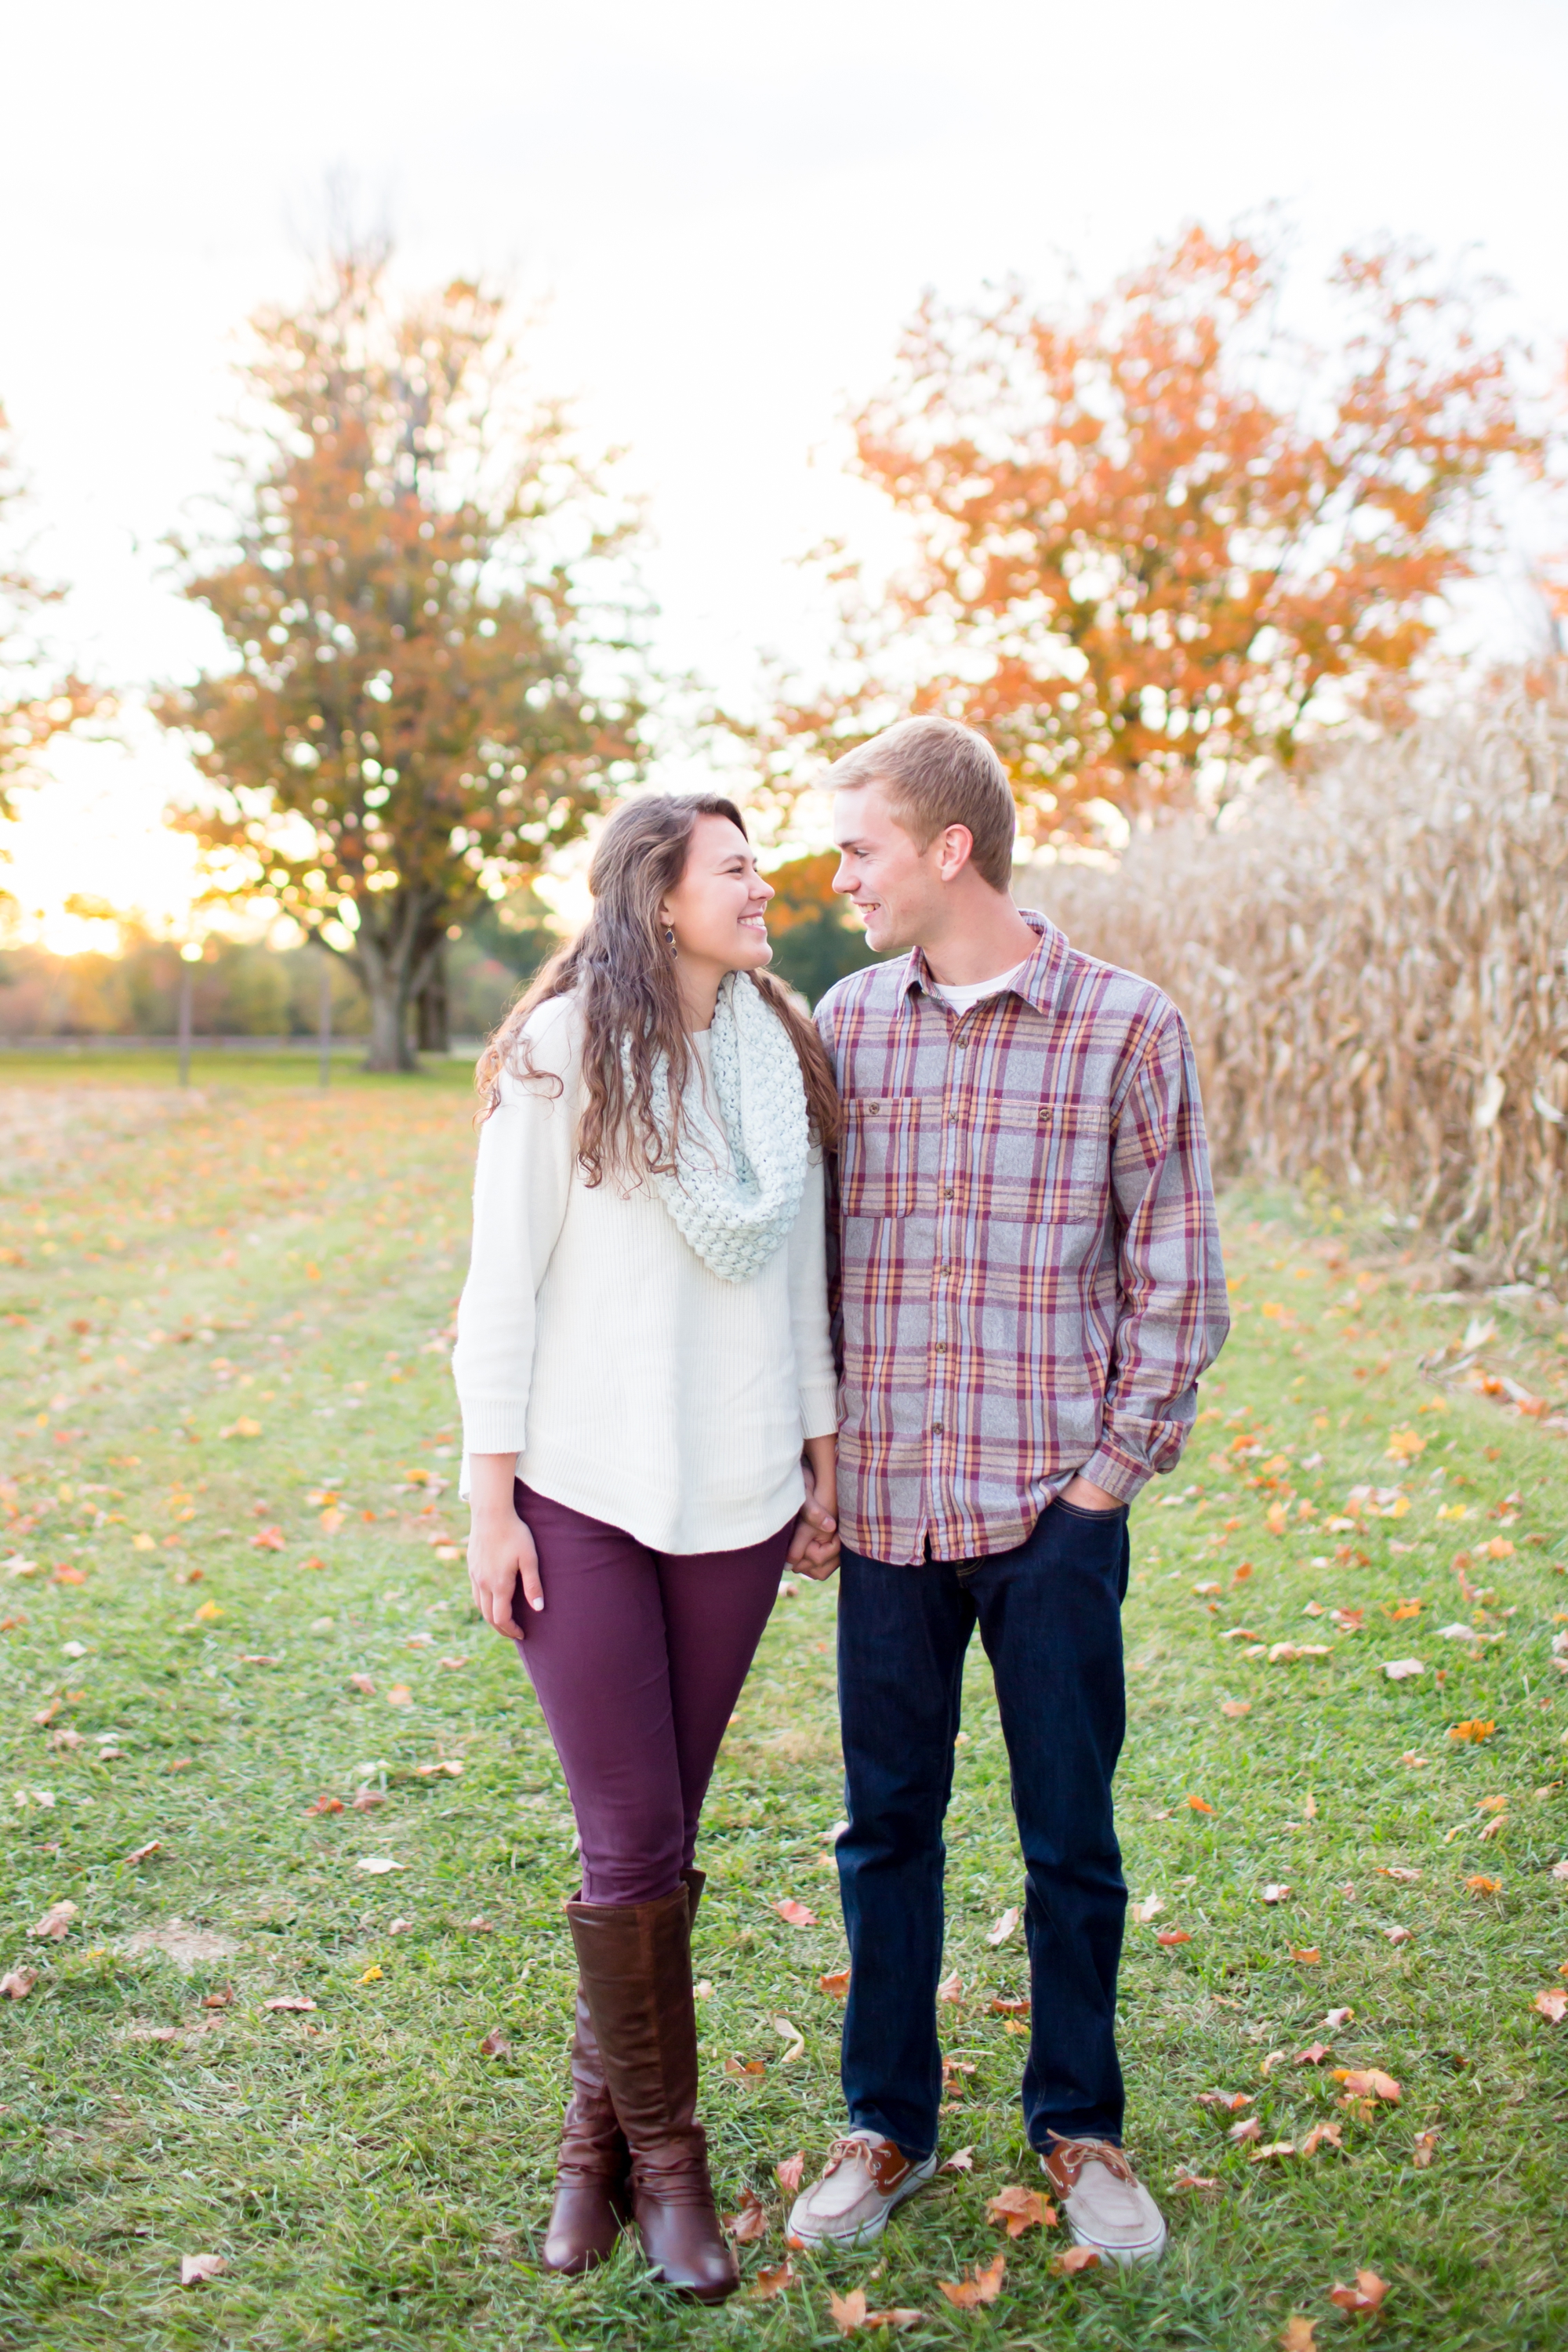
[930,1047,968,1424]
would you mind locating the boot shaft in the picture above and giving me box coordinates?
[567,1885,701,2153]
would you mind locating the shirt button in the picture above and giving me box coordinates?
[931,1421,943,1435]
[935,1341,947,1353]
[942,1185,954,1199]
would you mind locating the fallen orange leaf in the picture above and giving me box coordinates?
[1197,2089,1252,2112]
[1292,1947,1322,1965]
[989,1994,1030,2015]
[941,2146,975,2172]
[818,1967,851,1998]
[773,1898,818,1928]
[1294,2042,1331,2066]
[1156,1928,1192,1946]
[1465,1875,1501,1896]
[478,2027,510,2057]
[27,1900,77,1942]
[938,2253,1007,2308]
[180,2253,227,2286]
[750,2260,796,2299]
[1186,1795,1217,1814]
[1051,2245,1102,2276]
[1301,2122,1344,2156]
[1221,1699,1251,1718]
[1329,2270,1388,2314]
[1412,2129,1438,2166]
[985,2184,1057,2237]
[775,2151,805,2194]
[936,1969,964,2003]
[724,2190,768,2243]
[263,1995,316,2013]
[1279,2319,1318,2352]
[1533,1988,1567,2023]
[1448,1719,1496,1744]
[1331,2067,1400,2103]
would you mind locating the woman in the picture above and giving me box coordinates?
[453,792,840,2302]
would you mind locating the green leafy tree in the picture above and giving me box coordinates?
[761,852,881,1004]
[158,239,646,1069]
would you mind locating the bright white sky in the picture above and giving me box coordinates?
[2,0,1565,947]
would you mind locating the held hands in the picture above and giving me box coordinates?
[788,1435,840,1581]
[466,1453,544,1641]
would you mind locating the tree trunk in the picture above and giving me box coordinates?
[415,941,449,1054]
[362,964,416,1072]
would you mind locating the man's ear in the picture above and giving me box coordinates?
[935,824,975,883]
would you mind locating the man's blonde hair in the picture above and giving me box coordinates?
[828,717,1015,892]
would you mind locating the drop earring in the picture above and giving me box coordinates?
[663,924,677,953]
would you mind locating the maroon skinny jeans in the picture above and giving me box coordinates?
[512,1481,792,1905]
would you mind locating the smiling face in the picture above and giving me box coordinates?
[830,775,964,954]
[659,812,775,977]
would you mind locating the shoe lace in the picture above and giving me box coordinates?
[1047,2134,1136,2188]
[821,2132,878,2180]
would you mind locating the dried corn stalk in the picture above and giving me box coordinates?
[1024,682,1568,1279]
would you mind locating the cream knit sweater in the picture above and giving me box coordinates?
[452,994,839,1554]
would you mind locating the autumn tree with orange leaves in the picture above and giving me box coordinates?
[158,238,644,1069]
[770,230,1538,840]
[1,407,102,822]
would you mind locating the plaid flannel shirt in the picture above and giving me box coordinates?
[815,910,1229,1565]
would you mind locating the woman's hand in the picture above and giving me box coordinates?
[466,1453,544,1640]
[789,1434,840,1581]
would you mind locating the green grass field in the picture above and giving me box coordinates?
[2,1065,1566,2351]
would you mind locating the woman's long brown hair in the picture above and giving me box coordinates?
[475,793,840,1183]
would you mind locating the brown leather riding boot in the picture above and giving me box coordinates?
[541,1978,633,2274]
[542,1871,708,2274]
[568,1884,738,2303]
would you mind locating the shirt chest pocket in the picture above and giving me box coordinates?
[839,1097,922,1219]
[968,1098,1112,1224]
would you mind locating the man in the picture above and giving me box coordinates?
[788,717,1228,2267]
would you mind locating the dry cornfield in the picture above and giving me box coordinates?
[1025,679,1568,1280]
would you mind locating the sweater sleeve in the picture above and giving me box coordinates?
[788,1150,840,1440]
[452,1004,579,1490]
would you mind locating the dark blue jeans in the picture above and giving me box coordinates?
[835,1499,1131,2160]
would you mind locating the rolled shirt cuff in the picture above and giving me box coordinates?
[459,1402,529,1459]
[1074,1439,1153,1506]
